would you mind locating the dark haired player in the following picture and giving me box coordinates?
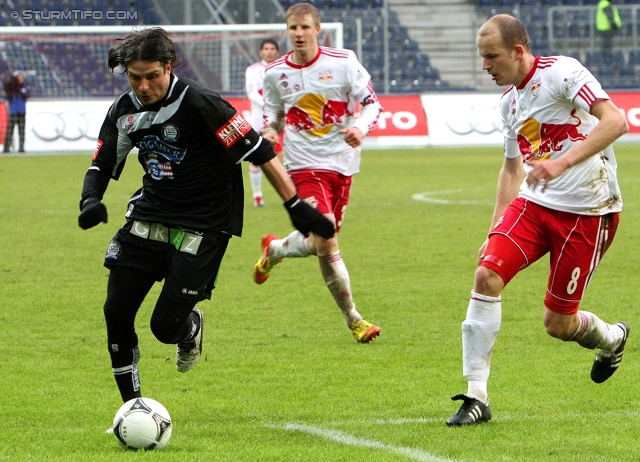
[78,27,334,402]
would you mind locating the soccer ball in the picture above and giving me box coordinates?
[110,397,172,450]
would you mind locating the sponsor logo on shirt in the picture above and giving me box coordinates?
[563,69,586,90]
[138,135,187,163]
[145,157,175,180]
[285,93,353,137]
[93,139,103,161]
[216,113,252,148]
[124,115,136,133]
[137,135,185,180]
[516,109,586,161]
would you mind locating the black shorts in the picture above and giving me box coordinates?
[104,220,230,303]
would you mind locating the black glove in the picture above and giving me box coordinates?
[78,198,108,230]
[284,195,335,239]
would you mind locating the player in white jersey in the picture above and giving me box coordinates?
[245,38,281,207]
[252,2,383,343]
[447,14,630,426]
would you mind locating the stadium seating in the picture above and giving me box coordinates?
[478,0,640,88]
[0,0,444,97]
[350,0,368,9]
[327,0,347,8]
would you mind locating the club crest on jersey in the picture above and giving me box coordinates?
[216,113,252,148]
[531,78,541,96]
[162,123,180,142]
[318,71,333,83]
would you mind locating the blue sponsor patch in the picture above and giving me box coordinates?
[138,135,187,163]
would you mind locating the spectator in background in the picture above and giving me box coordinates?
[3,72,29,153]
[254,2,383,343]
[245,38,283,207]
[596,0,621,64]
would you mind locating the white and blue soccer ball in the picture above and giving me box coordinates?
[109,397,172,450]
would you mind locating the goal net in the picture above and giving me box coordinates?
[0,23,344,100]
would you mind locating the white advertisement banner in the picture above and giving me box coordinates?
[16,92,640,153]
[421,93,503,146]
[24,99,114,152]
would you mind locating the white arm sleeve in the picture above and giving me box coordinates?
[262,71,285,132]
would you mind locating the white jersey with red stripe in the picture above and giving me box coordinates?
[262,46,382,176]
[500,55,622,215]
[245,60,268,131]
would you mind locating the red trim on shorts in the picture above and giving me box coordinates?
[289,169,352,233]
[480,233,527,286]
[544,292,580,315]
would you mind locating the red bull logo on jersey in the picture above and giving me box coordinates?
[285,93,353,137]
[318,71,333,84]
[531,78,541,96]
[517,109,587,161]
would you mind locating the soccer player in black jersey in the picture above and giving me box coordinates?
[78,27,334,403]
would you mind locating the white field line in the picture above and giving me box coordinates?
[269,422,457,462]
[412,188,494,206]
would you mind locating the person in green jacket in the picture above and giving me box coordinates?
[596,0,622,64]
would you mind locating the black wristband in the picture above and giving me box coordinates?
[283,194,301,210]
[80,197,99,211]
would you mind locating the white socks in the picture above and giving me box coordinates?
[319,252,360,324]
[568,311,623,351]
[268,234,360,325]
[268,231,312,260]
[249,164,262,198]
[462,291,502,404]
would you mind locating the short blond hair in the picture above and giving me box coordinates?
[285,2,321,26]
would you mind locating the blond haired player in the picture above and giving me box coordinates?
[253,2,383,343]
[447,14,629,426]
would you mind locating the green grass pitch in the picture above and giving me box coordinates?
[1,145,639,461]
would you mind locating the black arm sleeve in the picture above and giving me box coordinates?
[196,86,276,166]
[245,137,277,166]
[79,168,111,210]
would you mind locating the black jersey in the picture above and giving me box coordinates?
[81,74,275,236]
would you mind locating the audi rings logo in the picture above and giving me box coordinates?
[446,105,502,135]
[31,111,105,141]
